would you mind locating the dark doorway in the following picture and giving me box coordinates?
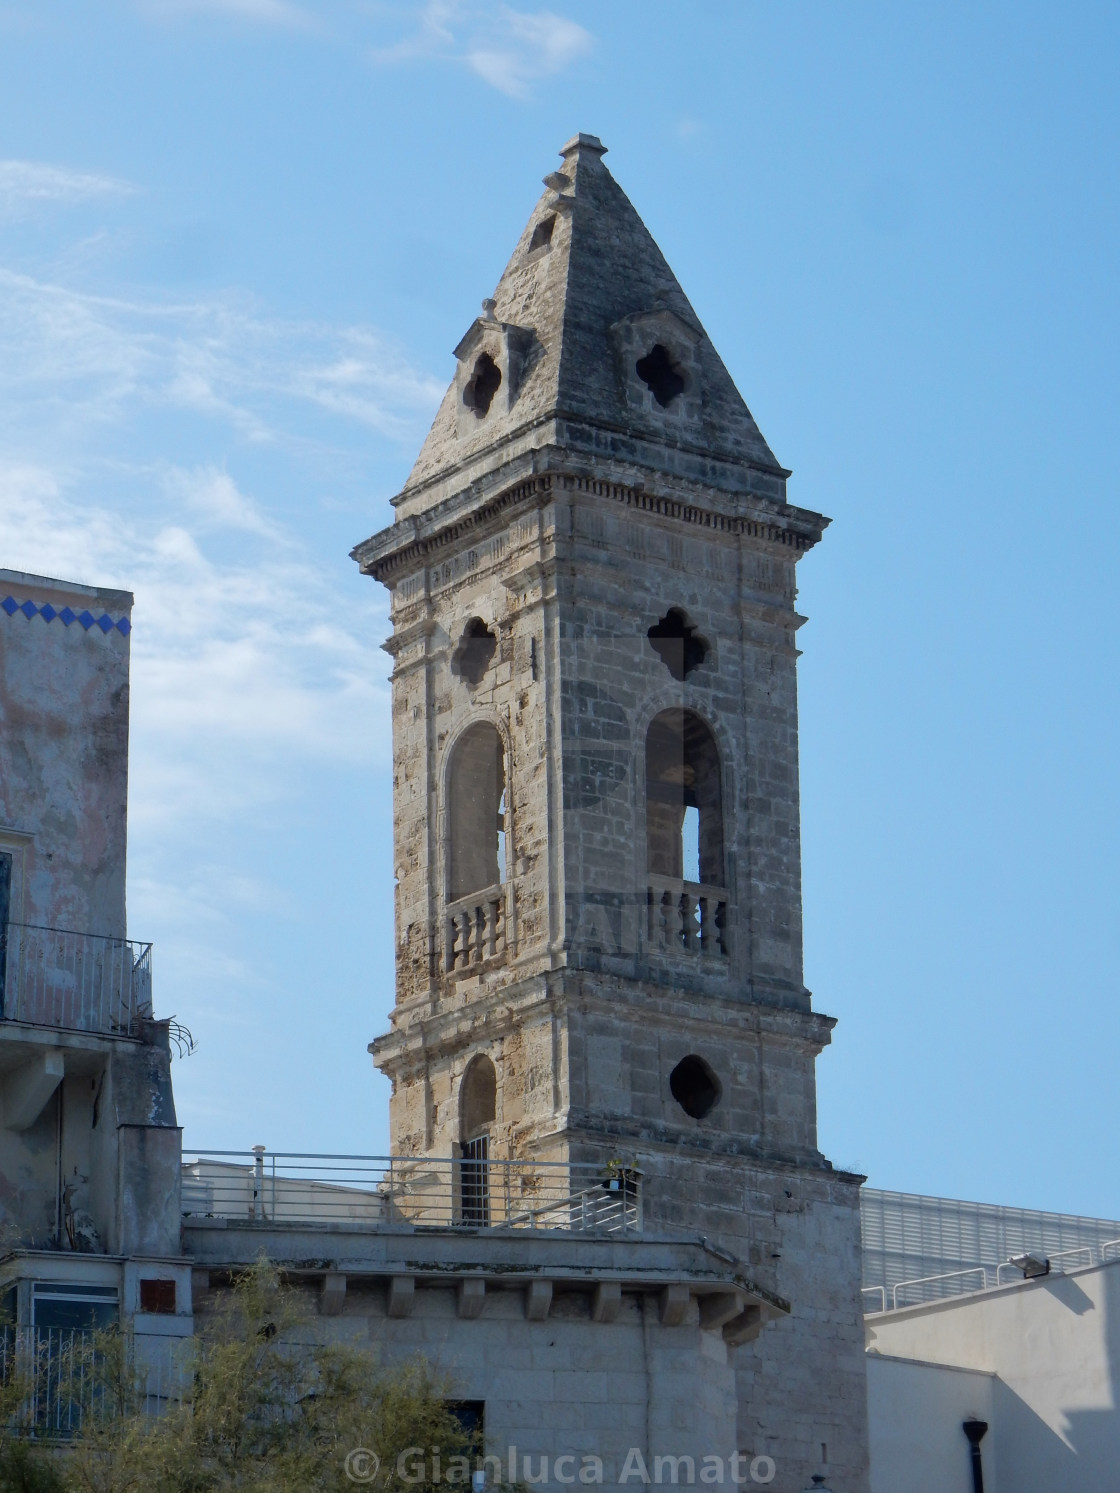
[459,1055,496,1227]
[460,1136,490,1227]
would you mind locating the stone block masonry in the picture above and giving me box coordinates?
[352,136,869,1491]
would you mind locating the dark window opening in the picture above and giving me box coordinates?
[460,1136,489,1227]
[636,343,685,407]
[452,618,497,687]
[669,1055,722,1119]
[528,215,556,252]
[32,1283,118,1332]
[646,709,724,885]
[463,352,502,418]
[448,723,507,899]
[460,1054,496,1141]
[446,1399,485,1442]
[460,1056,496,1227]
[139,1278,177,1315]
[647,607,708,680]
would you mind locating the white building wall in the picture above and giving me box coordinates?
[866,1355,995,1493]
[866,1257,1120,1493]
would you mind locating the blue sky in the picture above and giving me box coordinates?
[0,1,1117,1218]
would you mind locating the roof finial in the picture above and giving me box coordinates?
[559,133,607,159]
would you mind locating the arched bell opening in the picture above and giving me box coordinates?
[459,1054,497,1226]
[645,709,728,958]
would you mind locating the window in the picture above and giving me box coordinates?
[669,1055,722,1119]
[463,352,502,418]
[452,619,497,687]
[647,607,708,680]
[32,1282,118,1332]
[645,709,723,885]
[460,1054,497,1142]
[139,1278,177,1315]
[460,1056,496,1228]
[635,343,685,407]
[446,1400,485,1440]
[528,214,556,252]
[448,724,507,900]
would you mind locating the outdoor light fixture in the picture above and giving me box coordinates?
[1011,1253,1051,1279]
[801,1478,833,1492]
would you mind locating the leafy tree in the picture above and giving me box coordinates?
[0,1261,478,1493]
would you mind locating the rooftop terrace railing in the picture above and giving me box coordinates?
[862,1237,1120,1313]
[0,922,153,1036]
[182,1150,643,1235]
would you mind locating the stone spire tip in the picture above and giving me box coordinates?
[559,133,607,159]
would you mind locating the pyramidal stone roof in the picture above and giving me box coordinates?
[390,134,790,522]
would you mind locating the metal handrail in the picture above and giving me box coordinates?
[861,1286,887,1314]
[872,1241,1120,1313]
[891,1267,988,1309]
[994,1246,1096,1286]
[0,921,152,1035]
[1050,1246,1094,1270]
[182,1149,643,1236]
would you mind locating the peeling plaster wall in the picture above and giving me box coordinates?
[0,568,132,938]
[0,570,179,1262]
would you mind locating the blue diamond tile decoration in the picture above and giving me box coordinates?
[2,595,130,637]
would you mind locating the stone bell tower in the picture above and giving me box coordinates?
[353,135,869,1490]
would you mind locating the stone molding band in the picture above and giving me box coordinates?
[360,470,824,586]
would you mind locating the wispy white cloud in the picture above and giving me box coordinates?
[371,2,592,99]
[465,8,591,98]
[139,0,315,28]
[0,267,443,449]
[169,465,284,540]
[0,463,390,834]
[0,160,135,212]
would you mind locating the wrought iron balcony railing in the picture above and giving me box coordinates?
[182,1150,643,1235]
[0,1326,185,1438]
[0,922,153,1036]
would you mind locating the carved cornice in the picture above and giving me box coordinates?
[355,468,826,589]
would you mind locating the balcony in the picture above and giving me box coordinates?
[445,883,508,971]
[182,1150,642,1235]
[0,1326,185,1437]
[647,876,728,958]
[0,922,153,1037]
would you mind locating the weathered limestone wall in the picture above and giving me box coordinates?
[0,568,133,938]
[357,134,870,1493]
[194,1282,741,1491]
